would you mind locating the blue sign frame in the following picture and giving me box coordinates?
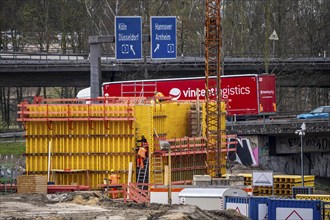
[115,16,142,60]
[150,16,177,60]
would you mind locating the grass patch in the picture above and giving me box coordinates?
[0,142,25,155]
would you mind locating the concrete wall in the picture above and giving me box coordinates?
[266,153,330,177]
[276,134,330,154]
[255,135,330,177]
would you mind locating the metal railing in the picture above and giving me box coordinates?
[1,51,328,61]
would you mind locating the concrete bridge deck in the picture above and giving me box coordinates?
[226,118,330,135]
[1,52,329,87]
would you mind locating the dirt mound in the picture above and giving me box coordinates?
[210,209,250,220]
[72,194,100,206]
[71,193,249,219]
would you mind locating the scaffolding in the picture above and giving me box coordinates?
[156,136,236,183]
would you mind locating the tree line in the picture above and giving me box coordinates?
[0,0,329,129]
[1,0,329,56]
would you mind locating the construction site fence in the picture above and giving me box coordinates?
[98,182,175,204]
[225,196,324,220]
[323,202,330,220]
[296,194,330,220]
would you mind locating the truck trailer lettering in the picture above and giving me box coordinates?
[78,74,276,116]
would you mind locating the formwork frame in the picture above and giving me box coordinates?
[150,105,167,185]
[158,137,236,183]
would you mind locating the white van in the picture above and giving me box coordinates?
[76,87,91,99]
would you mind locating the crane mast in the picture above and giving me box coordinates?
[205,0,224,177]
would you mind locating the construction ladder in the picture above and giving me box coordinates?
[153,153,163,184]
[137,158,149,189]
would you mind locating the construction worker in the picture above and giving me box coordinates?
[137,135,149,157]
[137,146,147,169]
[108,169,120,199]
[154,91,164,103]
[136,135,148,169]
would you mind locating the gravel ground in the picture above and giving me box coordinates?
[0,192,249,220]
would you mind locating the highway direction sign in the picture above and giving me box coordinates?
[115,16,142,60]
[151,16,177,59]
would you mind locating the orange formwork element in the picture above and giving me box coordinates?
[158,136,235,183]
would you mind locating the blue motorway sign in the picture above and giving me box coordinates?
[151,16,177,59]
[115,16,142,60]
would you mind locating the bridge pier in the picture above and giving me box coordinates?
[89,42,101,99]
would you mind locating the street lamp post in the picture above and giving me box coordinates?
[295,123,306,186]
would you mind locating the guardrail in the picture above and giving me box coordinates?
[0,132,24,143]
[226,117,330,126]
[1,51,329,63]
[1,49,326,58]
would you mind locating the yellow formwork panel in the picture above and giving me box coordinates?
[23,100,228,187]
[134,105,154,153]
[26,156,48,173]
[25,104,133,118]
[24,103,136,189]
[165,102,192,138]
[220,102,226,131]
[134,104,154,183]
[52,172,129,189]
[152,104,167,138]
[134,102,204,184]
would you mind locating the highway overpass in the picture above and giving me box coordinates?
[1,52,330,87]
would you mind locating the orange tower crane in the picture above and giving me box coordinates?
[204,0,225,177]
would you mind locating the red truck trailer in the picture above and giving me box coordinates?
[77,74,276,116]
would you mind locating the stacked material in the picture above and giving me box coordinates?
[17,175,47,194]
[234,173,315,197]
[296,194,330,220]
[187,105,203,137]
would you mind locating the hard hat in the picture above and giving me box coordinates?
[110,169,114,172]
